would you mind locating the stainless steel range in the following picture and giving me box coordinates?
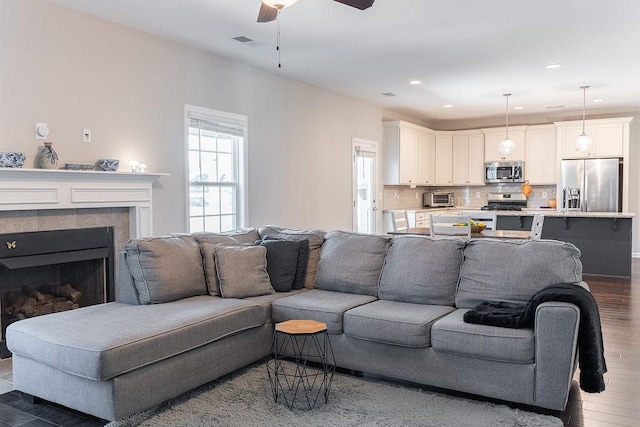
[481,193,527,211]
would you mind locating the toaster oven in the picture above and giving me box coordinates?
[424,192,455,208]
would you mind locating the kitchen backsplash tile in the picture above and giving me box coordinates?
[383,184,557,210]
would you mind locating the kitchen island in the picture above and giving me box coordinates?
[496,210,633,278]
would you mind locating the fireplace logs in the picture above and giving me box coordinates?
[5,285,81,320]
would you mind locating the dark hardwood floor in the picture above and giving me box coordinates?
[560,262,640,427]
[0,260,637,426]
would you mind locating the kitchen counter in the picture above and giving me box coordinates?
[509,209,634,218]
[385,208,634,218]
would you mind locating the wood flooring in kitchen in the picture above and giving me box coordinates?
[0,260,637,426]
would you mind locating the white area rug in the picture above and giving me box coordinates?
[108,361,562,427]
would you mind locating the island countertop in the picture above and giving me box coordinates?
[385,208,634,219]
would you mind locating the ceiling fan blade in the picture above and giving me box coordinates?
[257,2,277,22]
[333,0,375,10]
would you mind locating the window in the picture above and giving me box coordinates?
[186,106,247,233]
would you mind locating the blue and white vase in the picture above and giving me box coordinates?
[38,142,58,169]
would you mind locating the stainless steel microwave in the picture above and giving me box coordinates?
[485,161,524,184]
[424,191,455,208]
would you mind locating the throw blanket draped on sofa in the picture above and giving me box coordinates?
[463,283,607,393]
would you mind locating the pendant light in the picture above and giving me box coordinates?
[498,93,515,156]
[575,86,593,153]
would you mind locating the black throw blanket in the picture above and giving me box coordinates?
[463,283,607,393]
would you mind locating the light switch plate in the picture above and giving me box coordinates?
[83,129,91,143]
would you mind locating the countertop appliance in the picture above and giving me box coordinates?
[481,193,527,211]
[424,191,455,208]
[485,161,524,184]
[560,158,622,212]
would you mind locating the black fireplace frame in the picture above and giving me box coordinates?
[0,227,115,357]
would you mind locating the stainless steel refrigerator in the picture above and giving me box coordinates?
[559,158,622,212]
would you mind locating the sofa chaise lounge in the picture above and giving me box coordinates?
[6,226,588,421]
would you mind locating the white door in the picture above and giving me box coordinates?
[352,139,379,234]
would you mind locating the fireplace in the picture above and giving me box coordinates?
[0,227,115,357]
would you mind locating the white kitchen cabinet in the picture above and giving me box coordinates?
[525,124,556,185]
[383,121,436,186]
[482,126,527,162]
[556,118,630,159]
[418,131,436,185]
[435,134,453,185]
[452,132,485,185]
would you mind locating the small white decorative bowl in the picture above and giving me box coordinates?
[97,159,119,171]
[0,152,26,168]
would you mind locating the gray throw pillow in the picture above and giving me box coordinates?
[255,239,300,292]
[214,245,275,298]
[125,234,208,304]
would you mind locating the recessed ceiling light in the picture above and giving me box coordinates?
[546,63,562,69]
[593,99,605,103]
[409,80,422,85]
[514,106,524,110]
[443,104,453,108]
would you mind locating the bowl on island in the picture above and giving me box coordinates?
[97,159,119,172]
[0,152,26,168]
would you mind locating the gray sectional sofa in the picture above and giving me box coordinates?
[6,226,585,421]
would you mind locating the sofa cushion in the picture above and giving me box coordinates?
[344,300,455,348]
[258,226,325,289]
[244,289,309,323]
[379,236,464,305]
[272,289,377,334]
[315,231,390,296]
[255,239,301,292]
[125,234,207,304]
[214,245,275,298]
[456,239,583,309]
[192,228,260,245]
[5,296,265,380]
[193,229,261,296]
[431,309,535,363]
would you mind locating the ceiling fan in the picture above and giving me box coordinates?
[257,0,375,23]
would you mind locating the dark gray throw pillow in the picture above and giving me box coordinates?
[263,236,309,290]
[256,239,300,292]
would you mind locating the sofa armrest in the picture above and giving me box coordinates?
[115,251,141,305]
[534,301,580,410]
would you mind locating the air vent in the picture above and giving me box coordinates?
[233,36,266,48]
[382,92,397,97]
[546,105,565,109]
[233,36,253,43]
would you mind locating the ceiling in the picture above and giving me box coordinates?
[45,0,640,127]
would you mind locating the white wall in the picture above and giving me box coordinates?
[0,0,382,234]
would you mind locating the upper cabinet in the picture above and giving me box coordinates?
[418,131,436,185]
[383,121,435,186]
[435,133,453,185]
[482,126,527,162]
[452,132,485,185]
[556,117,632,159]
[524,124,556,185]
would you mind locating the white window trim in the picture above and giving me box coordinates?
[184,104,248,232]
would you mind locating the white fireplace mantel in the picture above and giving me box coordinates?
[0,168,168,238]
